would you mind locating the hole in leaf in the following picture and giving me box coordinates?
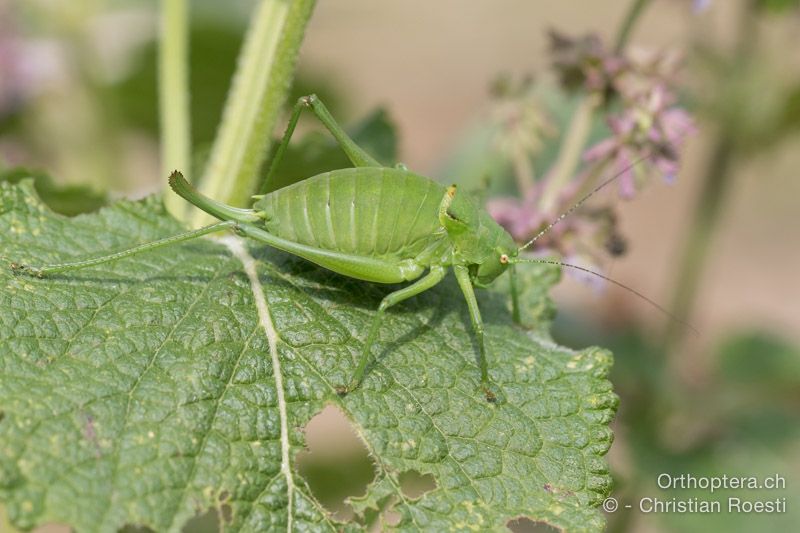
[297,405,376,521]
[180,508,219,533]
[383,505,401,527]
[507,517,562,532]
[31,525,72,533]
[398,470,436,499]
[217,491,233,524]
[117,525,156,533]
[220,504,232,525]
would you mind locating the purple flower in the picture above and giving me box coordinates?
[487,189,546,244]
[548,30,627,96]
[693,0,712,14]
[0,5,68,117]
[563,253,609,293]
[486,30,696,290]
[583,85,696,197]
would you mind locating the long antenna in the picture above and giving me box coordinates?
[519,154,652,251]
[512,257,699,336]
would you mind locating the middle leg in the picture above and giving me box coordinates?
[342,266,447,394]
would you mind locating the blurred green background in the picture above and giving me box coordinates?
[1,1,798,531]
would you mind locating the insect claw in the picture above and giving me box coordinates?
[10,263,44,278]
[9,263,36,277]
[299,94,317,106]
[335,384,350,396]
[482,385,497,403]
[447,185,457,198]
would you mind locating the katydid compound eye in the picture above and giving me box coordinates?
[500,254,509,264]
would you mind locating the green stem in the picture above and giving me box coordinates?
[662,0,758,348]
[538,92,602,214]
[191,0,317,227]
[662,137,734,348]
[159,0,191,220]
[614,0,653,53]
[511,143,535,195]
[538,0,652,216]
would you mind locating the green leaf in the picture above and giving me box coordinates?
[0,167,107,216]
[608,330,800,533]
[756,0,800,13]
[0,180,616,532]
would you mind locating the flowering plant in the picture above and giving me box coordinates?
[486,28,695,282]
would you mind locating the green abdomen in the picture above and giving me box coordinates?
[254,168,449,262]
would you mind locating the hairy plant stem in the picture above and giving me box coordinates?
[538,92,602,215]
[540,0,652,211]
[662,137,734,348]
[568,157,611,206]
[159,0,191,220]
[191,0,317,227]
[662,1,757,348]
[511,143,535,195]
[614,0,653,53]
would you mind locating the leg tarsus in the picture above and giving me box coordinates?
[482,386,497,403]
[473,323,498,403]
[9,262,42,278]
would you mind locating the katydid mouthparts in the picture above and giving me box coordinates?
[11,94,691,402]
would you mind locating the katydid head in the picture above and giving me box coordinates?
[470,250,513,286]
[470,236,518,286]
[440,184,519,286]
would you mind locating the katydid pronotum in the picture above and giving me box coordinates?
[11,94,682,401]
